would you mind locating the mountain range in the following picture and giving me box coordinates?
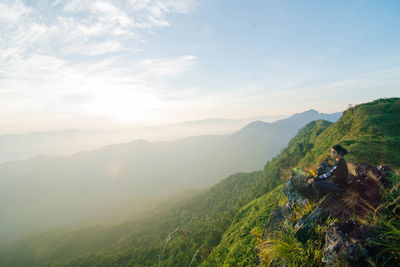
[0,114,286,164]
[0,98,398,266]
[0,109,340,245]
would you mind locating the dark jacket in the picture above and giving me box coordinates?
[316,158,349,187]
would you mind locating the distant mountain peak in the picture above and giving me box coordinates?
[234,110,341,138]
[234,120,270,134]
[292,109,319,117]
[245,120,269,127]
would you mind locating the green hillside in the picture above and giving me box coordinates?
[0,171,283,267]
[0,120,330,267]
[198,120,334,267]
[198,98,400,266]
[201,185,286,267]
[300,98,400,167]
[0,98,399,266]
[0,110,339,245]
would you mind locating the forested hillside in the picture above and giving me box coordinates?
[299,98,400,167]
[0,110,339,245]
[0,98,398,266]
[0,120,333,266]
[202,98,400,266]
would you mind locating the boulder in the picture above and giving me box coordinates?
[294,206,327,243]
[323,222,370,265]
[291,169,317,200]
[262,202,292,239]
[286,163,388,219]
[283,179,308,207]
[318,193,353,221]
[262,162,395,266]
[342,163,383,217]
[283,169,316,207]
[294,192,352,243]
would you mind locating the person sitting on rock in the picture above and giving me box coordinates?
[307,144,349,198]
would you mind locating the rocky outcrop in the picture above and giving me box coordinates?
[262,202,291,239]
[283,168,315,207]
[294,206,327,243]
[322,221,370,265]
[262,162,396,266]
[283,162,388,221]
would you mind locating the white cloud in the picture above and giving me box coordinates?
[62,40,124,56]
[128,0,196,16]
[124,0,198,28]
[0,52,198,127]
[138,55,197,77]
[0,0,200,132]
[0,0,30,24]
[0,0,198,59]
[62,1,134,35]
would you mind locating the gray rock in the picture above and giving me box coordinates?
[291,169,317,200]
[294,207,327,243]
[262,202,292,239]
[283,168,319,209]
[318,193,353,221]
[283,179,309,207]
[262,162,392,266]
[323,222,368,265]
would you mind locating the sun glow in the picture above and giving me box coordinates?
[85,88,163,123]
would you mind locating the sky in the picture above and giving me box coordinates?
[1,0,400,134]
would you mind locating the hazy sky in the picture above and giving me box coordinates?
[1,0,400,134]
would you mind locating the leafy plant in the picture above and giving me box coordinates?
[374,220,400,265]
[258,221,326,267]
[369,173,400,266]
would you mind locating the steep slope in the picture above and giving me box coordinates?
[0,120,334,267]
[227,110,341,167]
[199,120,333,266]
[0,98,396,267]
[0,110,338,244]
[203,98,400,266]
[0,172,273,267]
[299,98,400,167]
[201,185,286,267]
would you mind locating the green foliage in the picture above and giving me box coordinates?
[264,120,332,178]
[375,220,400,265]
[257,98,400,267]
[261,229,305,267]
[259,221,327,267]
[1,98,399,266]
[259,170,400,267]
[369,171,400,266]
[0,170,285,267]
[289,201,318,224]
[201,185,286,267]
[0,109,327,267]
[300,98,400,168]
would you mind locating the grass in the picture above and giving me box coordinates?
[369,170,400,266]
[258,221,327,267]
[259,168,400,267]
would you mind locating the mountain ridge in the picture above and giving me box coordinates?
[0,98,398,266]
[0,110,340,245]
[0,110,340,164]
